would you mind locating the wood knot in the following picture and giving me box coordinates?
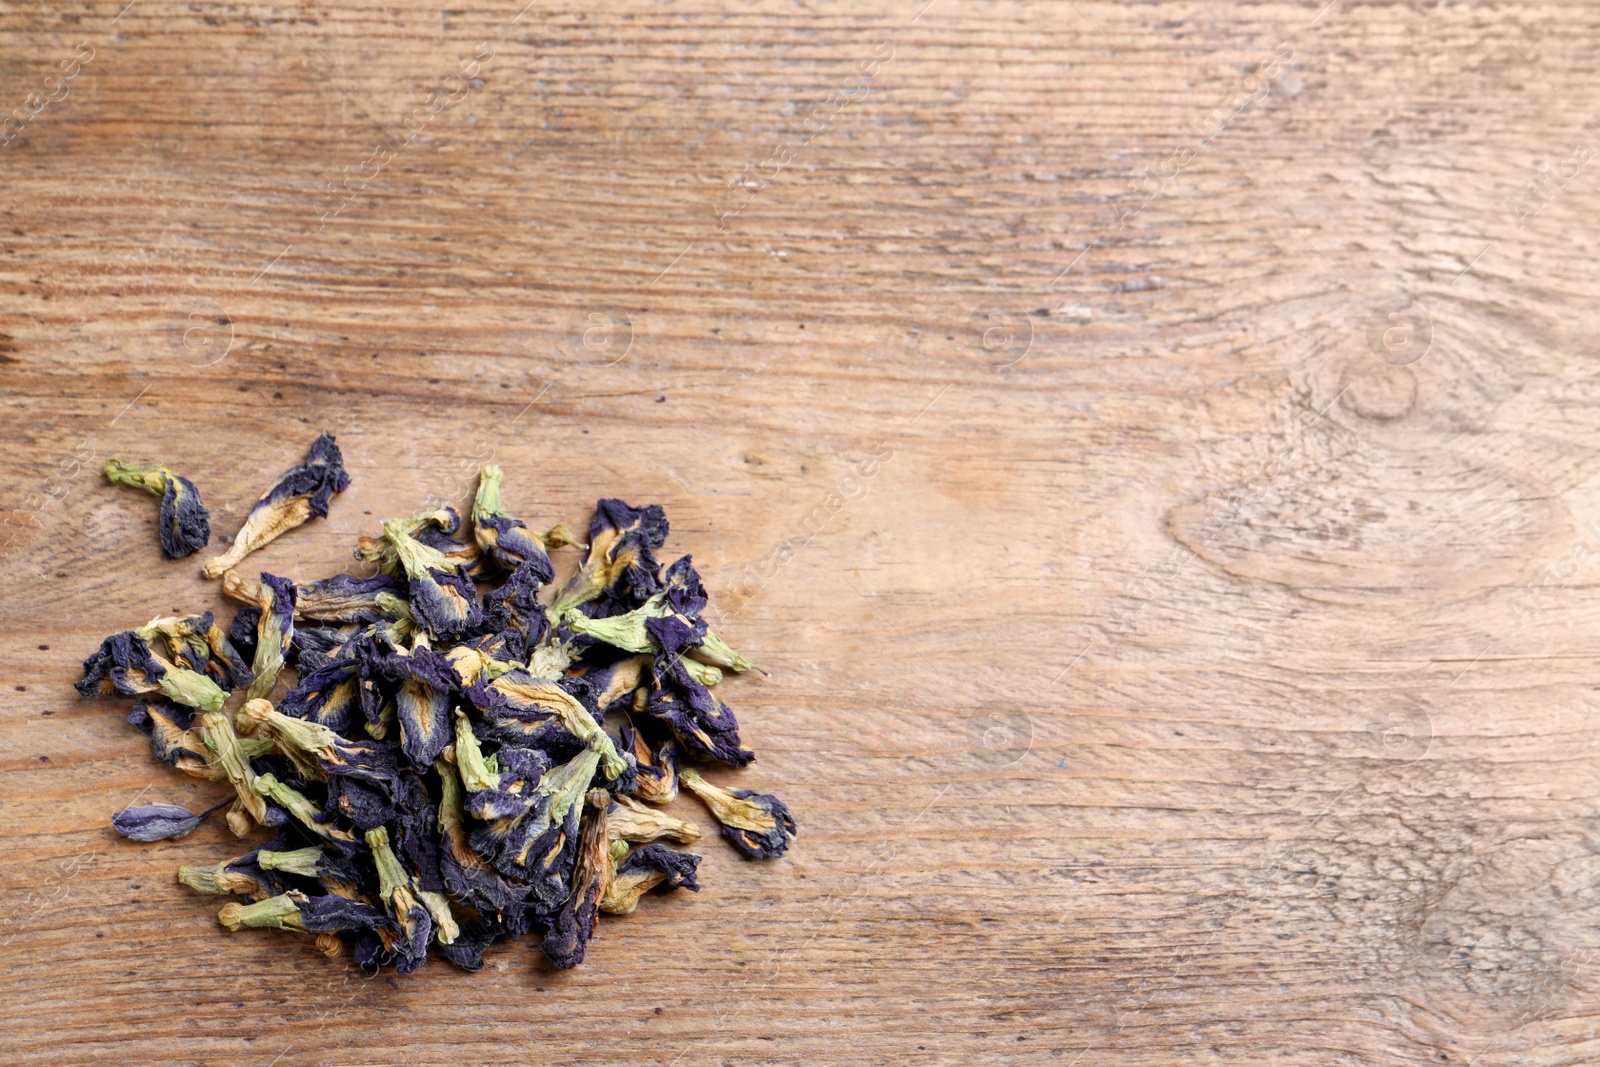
[1339,359,1417,421]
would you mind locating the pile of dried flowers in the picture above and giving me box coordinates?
[80,435,792,973]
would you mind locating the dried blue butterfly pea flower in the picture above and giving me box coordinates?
[246,573,297,700]
[601,843,702,915]
[539,788,610,969]
[76,631,164,698]
[240,700,402,803]
[127,615,241,693]
[290,625,347,668]
[521,803,584,912]
[438,926,495,972]
[252,772,359,852]
[225,570,411,625]
[679,768,795,861]
[202,433,350,579]
[178,844,295,901]
[111,800,228,842]
[387,772,447,898]
[216,892,385,957]
[435,756,533,919]
[204,617,255,691]
[257,846,370,900]
[296,894,388,933]
[104,459,212,559]
[326,774,397,832]
[77,630,228,711]
[462,744,553,822]
[135,612,251,691]
[300,573,410,620]
[643,619,752,767]
[279,656,361,733]
[605,793,699,846]
[472,466,556,580]
[382,518,482,638]
[479,561,552,660]
[659,555,708,617]
[551,499,669,617]
[379,643,460,767]
[227,604,260,664]
[366,826,453,972]
[353,508,477,577]
[127,700,213,779]
[416,568,480,636]
[581,654,652,719]
[617,722,682,805]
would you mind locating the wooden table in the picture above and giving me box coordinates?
[4,2,1597,1064]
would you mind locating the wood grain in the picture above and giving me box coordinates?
[4,1,1600,1063]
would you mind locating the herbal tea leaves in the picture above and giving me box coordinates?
[80,459,792,975]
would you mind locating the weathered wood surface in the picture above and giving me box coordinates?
[4,1,1600,1064]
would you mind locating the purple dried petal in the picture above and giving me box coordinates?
[618,843,702,894]
[159,472,211,559]
[111,801,226,842]
[77,631,166,698]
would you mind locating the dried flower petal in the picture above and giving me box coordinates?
[472,465,555,580]
[551,499,669,617]
[540,788,610,969]
[382,518,482,638]
[201,433,350,578]
[600,844,701,915]
[279,656,361,733]
[245,573,296,700]
[105,459,212,559]
[679,768,795,860]
[642,618,751,767]
[127,700,213,779]
[111,800,227,842]
[382,643,460,767]
[606,793,700,845]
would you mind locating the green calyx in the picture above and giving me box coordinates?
[254,773,355,846]
[200,711,267,828]
[683,659,722,687]
[560,596,667,655]
[473,465,508,522]
[451,710,500,792]
[104,459,171,496]
[382,518,454,581]
[158,661,228,712]
[219,893,305,932]
[373,592,413,622]
[365,827,408,906]
[692,630,752,673]
[366,827,457,944]
[243,699,338,779]
[256,847,325,879]
[542,745,604,829]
